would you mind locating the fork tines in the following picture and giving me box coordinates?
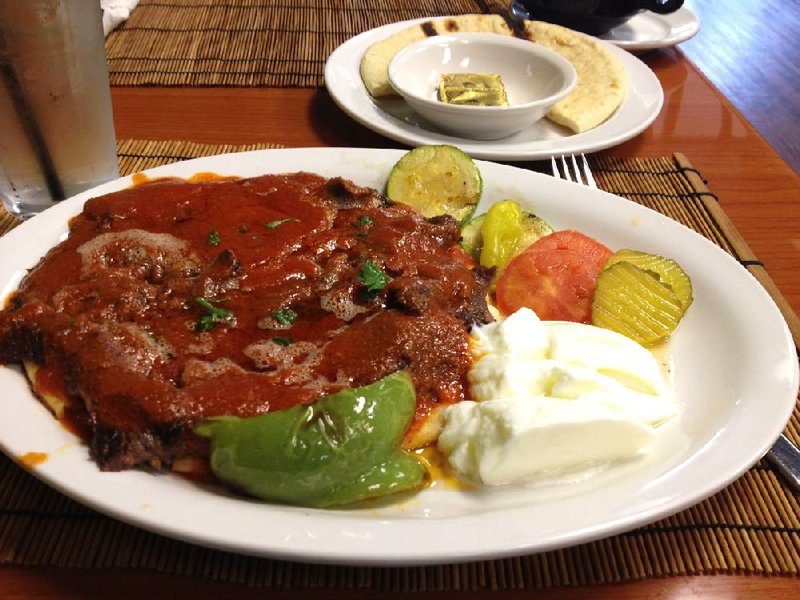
[551,154,597,188]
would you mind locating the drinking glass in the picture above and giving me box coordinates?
[0,0,119,219]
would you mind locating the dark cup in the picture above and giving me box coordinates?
[510,0,684,36]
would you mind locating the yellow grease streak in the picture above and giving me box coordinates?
[416,447,474,491]
[20,452,48,468]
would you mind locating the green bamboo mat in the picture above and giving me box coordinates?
[104,0,511,86]
[0,140,798,591]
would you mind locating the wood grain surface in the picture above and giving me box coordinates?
[681,0,800,175]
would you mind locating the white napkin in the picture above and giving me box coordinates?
[101,0,140,36]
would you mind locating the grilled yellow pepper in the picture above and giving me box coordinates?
[479,200,524,272]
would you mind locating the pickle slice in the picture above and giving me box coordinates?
[592,261,684,346]
[460,209,553,261]
[604,249,693,311]
[385,145,482,223]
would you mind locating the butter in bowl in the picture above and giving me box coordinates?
[387,33,577,140]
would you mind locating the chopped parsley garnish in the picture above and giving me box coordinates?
[354,215,374,228]
[272,336,293,346]
[271,308,298,326]
[265,218,299,230]
[194,297,235,332]
[354,215,375,238]
[358,260,389,296]
[207,229,221,246]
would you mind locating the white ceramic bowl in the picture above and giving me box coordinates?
[387,33,577,140]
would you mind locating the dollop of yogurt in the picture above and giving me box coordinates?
[438,308,678,485]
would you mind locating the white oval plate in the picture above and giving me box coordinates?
[0,148,796,566]
[600,7,700,51]
[324,19,663,161]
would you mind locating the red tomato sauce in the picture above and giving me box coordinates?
[0,173,492,470]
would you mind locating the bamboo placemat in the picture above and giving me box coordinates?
[1,140,799,590]
[104,0,511,86]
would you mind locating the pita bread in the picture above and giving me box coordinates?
[359,14,514,98]
[523,21,627,133]
[358,15,627,133]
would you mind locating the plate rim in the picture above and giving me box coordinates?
[323,17,664,161]
[0,147,796,566]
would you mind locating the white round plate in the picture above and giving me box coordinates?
[600,7,700,51]
[324,19,663,161]
[0,148,796,566]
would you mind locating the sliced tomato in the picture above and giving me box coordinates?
[495,230,613,322]
[524,229,613,263]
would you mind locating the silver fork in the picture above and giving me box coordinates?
[551,154,597,188]
[550,153,800,491]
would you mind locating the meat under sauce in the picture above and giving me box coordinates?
[0,172,493,471]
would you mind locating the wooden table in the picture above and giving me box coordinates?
[5,8,800,599]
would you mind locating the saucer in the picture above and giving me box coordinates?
[600,7,700,51]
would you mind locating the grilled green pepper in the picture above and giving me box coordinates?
[194,371,426,507]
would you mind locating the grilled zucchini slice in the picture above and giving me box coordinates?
[386,145,482,223]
